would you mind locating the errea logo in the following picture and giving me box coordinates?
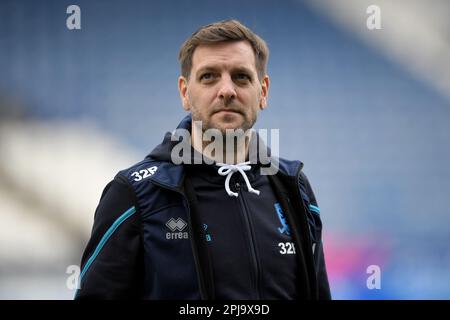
[166,218,187,231]
[166,218,189,240]
[131,166,157,182]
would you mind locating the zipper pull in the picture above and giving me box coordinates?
[235,182,241,192]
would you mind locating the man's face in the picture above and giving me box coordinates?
[179,40,269,133]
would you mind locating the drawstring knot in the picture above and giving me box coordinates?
[216,161,260,197]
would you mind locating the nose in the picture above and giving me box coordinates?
[217,76,237,103]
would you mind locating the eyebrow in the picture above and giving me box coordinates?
[195,65,255,77]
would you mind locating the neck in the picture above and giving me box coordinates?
[191,123,251,164]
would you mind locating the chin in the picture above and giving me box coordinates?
[206,116,250,133]
[216,122,244,131]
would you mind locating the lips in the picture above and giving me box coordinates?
[214,109,241,115]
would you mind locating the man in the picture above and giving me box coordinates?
[75,20,331,300]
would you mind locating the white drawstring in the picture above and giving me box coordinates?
[216,161,260,197]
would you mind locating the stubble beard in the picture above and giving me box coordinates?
[190,105,257,135]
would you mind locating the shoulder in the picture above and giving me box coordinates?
[116,157,161,184]
[114,158,166,208]
[114,157,185,216]
[276,156,317,206]
[277,157,303,177]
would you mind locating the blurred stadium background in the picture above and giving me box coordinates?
[0,0,449,299]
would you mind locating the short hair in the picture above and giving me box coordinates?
[178,19,269,80]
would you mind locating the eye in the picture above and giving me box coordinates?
[200,73,215,82]
[234,73,251,82]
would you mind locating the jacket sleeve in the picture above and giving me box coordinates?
[300,172,332,300]
[75,175,143,299]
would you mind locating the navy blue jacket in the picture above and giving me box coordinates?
[75,115,331,300]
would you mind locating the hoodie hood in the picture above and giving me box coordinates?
[147,114,276,165]
[141,114,304,190]
[146,114,193,162]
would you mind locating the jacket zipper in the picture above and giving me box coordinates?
[235,180,262,299]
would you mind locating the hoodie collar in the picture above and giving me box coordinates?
[145,114,303,190]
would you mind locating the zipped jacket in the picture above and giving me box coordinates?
[75,115,331,300]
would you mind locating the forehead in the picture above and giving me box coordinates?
[191,40,257,72]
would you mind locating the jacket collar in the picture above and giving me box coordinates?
[145,114,303,190]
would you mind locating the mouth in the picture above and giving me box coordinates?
[214,109,241,116]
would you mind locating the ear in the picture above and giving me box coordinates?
[259,75,270,110]
[178,76,191,111]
